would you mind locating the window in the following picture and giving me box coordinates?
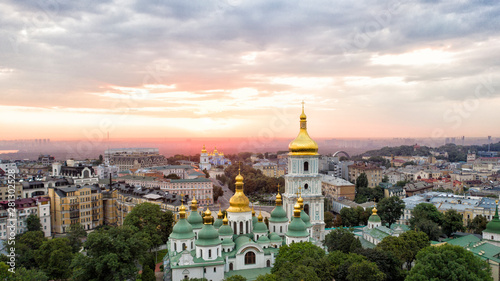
[244,251,256,265]
[267,260,271,267]
[213,267,216,272]
[229,263,233,270]
[304,161,309,172]
[209,249,211,257]
[204,268,206,273]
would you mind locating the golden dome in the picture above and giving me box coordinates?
[191,197,198,211]
[222,213,229,225]
[293,202,301,218]
[217,208,224,219]
[276,192,282,206]
[258,210,263,222]
[227,169,252,213]
[204,208,213,224]
[288,102,318,156]
[372,206,378,215]
[201,144,207,153]
[213,147,218,154]
[179,202,186,219]
[298,195,304,210]
[252,205,256,217]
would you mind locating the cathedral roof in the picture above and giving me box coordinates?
[227,169,252,213]
[485,201,500,235]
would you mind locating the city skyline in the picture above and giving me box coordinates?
[1,1,499,141]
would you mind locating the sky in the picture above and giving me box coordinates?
[1,0,499,141]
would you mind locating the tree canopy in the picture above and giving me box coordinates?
[442,209,465,236]
[26,214,42,232]
[467,215,488,234]
[406,244,493,281]
[35,237,74,280]
[377,196,405,227]
[409,203,443,240]
[123,202,174,245]
[71,226,152,281]
[377,230,429,271]
[324,228,362,254]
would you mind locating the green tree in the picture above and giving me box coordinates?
[467,215,488,234]
[324,228,362,253]
[0,262,12,280]
[202,169,210,178]
[329,251,367,281]
[68,223,87,253]
[165,173,181,179]
[141,265,155,281]
[123,202,174,245]
[35,237,73,280]
[356,206,371,225]
[377,230,429,271]
[12,230,46,269]
[354,248,405,281]
[324,211,335,228]
[340,207,358,227]
[271,242,334,281]
[377,196,405,227]
[71,226,152,281]
[347,260,385,281]
[406,244,493,281]
[442,209,465,236]
[26,214,42,232]
[213,185,224,202]
[356,173,369,189]
[225,275,248,281]
[10,267,49,281]
[409,203,443,240]
[382,175,389,183]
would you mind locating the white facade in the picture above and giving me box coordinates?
[0,197,51,241]
[284,154,325,241]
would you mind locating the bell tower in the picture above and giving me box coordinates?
[283,102,325,241]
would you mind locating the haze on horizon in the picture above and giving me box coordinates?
[1,0,499,141]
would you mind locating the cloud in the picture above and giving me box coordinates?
[1,0,500,139]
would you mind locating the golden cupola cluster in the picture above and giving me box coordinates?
[204,208,213,224]
[288,102,319,156]
[226,168,252,213]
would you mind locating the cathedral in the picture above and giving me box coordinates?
[164,104,325,281]
[199,146,232,171]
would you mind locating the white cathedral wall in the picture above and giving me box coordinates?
[173,265,224,281]
[269,222,288,236]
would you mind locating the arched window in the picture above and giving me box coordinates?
[267,260,271,267]
[240,221,244,234]
[229,263,233,270]
[182,243,186,250]
[280,226,282,233]
[246,221,249,233]
[234,222,237,234]
[174,243,177,251]
[304,161,309,172]
[209,249,211,258]
[304,204,309,215]
[304,183,309,190]
[245,252,256,265]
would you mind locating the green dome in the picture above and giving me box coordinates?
[368,214,381,223]
[170,218,195,240]
[218,224,234,237]
[254,221,268,233]
[269,232,282,242]
[486,206,500,234]
[300,210,312,228]
[222,238,235,246]
[257,235,270,244]
[286,217,309,238]
[270,206,288,223]
[213,218,223,229]
[187,211,203,229]
[195,224,221,246]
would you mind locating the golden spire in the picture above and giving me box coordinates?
[288,102,319,156]
[258,210,263,222]
[222,213,229,225]
[201,144,207,153]
[293,202,301,218]
[204,208,213,225]
[179,201,186,219]
[372,205,378,216]
[227,164,251,213]
[297,186,304,210]
[191,196,198,211]
[276,183,282,206]
[252,205,256,217]
[217,206,223,219]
